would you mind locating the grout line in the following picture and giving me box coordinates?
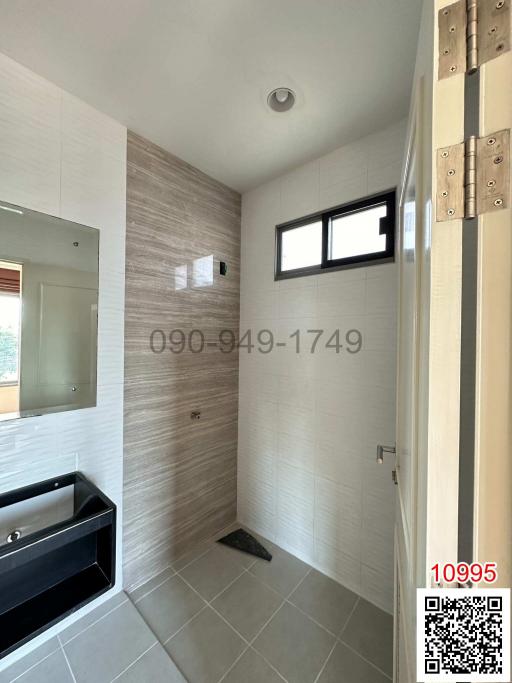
[283,597,337,638]
[61,596,128,646]
[246,568,315,680]
[58,636,77,683]
[8,646,61,683]
[338,597,360,639]
[109,642,158,682]
[177,573,252,647]
[247,597,286,645]
[170,519,242,575]
[206,567,248,603]
[215,645,250,683]
[128,560,175,596]
[336,639,392,680]
[312,639,337,683]
[162,605,209,646]
[130,571,175,604]
[134,531,392,683]
[248,646,289,682]
[173,545,213,573]
[285,567,312,599]
[129,522,252,606]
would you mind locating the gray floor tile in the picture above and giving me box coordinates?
[172,540,213,572]
[253,602,335,683]
[115,643,187,682]
[129,566,175,604]
[317,643,390,683]
[64,600,156,683]
[135,574,206,642]
[222,647,284,683]
[212,572,283,640]
[0,638,60,683]
[59,591,128,644]
[341,599,393,677]
[12,650,73,683]
[165,607,245,683]
[179,546,246,601]
[289,569,359,635]
[249,546,310,597]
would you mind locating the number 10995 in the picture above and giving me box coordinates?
[431,562,498,585]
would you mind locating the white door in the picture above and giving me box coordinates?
[393,1,468,680]
[394,0,512,680]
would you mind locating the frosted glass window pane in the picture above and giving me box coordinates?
[281,221,322,271]
[329,204,387,260]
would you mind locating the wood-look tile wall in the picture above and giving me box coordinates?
[124,132,241,589]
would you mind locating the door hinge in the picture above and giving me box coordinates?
[439,0,510,79]
[437,129,510,221]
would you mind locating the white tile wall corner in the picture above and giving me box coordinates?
[0,52,126,670]
[237,119,406,614]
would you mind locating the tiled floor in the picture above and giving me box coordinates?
[0,593,186,683]
[0,526,393,683]
[129,526,393,683]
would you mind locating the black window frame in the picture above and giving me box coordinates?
[275,189,396,280]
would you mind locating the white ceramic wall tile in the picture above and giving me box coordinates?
[238,120,405,614]
[317,279,366,318]
[318,138,369,189]
[278,430,316,474]
[280,160,320,222]
[366,271,398,316]
[276,520,315,558]
[0,53,126,666]
[314,501,361,562]
[361,525,394,577]
[278,285,318,319]
[368,160,403,195]
[361,564,395,614]
[366,120,407,170]
[314,538,362,595]
[0,54,61,215]
[319,172,368,212]
[315,431,363,492]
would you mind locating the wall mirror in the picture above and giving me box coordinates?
[0,200,99,421]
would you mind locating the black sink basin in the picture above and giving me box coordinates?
[0,472,116,658]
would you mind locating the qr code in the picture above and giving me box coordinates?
[417,589,511,681]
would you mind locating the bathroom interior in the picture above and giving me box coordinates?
[0,2,426,682]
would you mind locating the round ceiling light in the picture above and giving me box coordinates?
[267,87,296,112]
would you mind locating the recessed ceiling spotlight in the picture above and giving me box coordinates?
[267,87,296,112]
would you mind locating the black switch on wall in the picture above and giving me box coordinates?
[219,261,227,276]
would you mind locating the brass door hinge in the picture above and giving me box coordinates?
[439,0,510,79]
[437,129,510,221]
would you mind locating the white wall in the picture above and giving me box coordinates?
[238,120,405,613]
[0,53,126,667]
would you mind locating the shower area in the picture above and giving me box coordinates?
[122,123,401,682]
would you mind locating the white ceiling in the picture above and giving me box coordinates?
[0,0,422,193]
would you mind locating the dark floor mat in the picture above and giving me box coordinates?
[217,528,272,561]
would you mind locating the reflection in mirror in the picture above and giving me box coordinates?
[0,201,99,421]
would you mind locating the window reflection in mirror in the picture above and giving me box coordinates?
[0,201,99,421]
